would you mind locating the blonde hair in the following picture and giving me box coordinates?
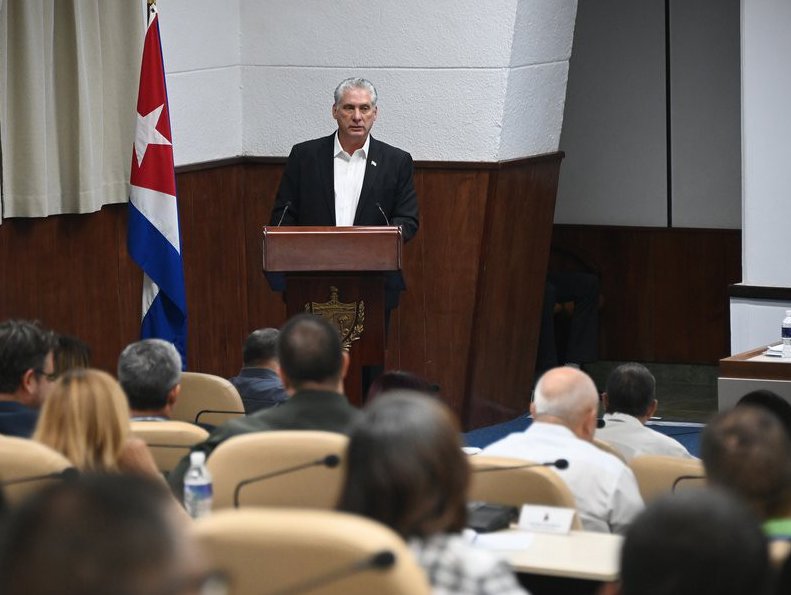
[33,368,130,472]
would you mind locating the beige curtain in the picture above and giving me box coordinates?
[0,0,144,221]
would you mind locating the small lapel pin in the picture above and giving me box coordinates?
[371,160,377,167]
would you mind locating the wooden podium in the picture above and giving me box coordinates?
[262,226,403,405]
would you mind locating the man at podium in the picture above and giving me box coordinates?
[269,77,419,241]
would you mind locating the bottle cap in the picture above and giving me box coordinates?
[189,451,206,466]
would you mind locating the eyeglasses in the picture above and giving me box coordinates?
[34,369,58,382]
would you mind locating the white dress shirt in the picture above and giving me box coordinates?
[482,421,644,534]
[333,132,369,226]
[595,412,696,462]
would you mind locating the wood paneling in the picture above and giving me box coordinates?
[0,159,737,430]
[464,157,563,426]
[551,225,741,364]
[0,207,140,372]
[390,167,492,414]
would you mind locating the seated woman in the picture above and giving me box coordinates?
[32,368,161,479]
[338,391,527,595]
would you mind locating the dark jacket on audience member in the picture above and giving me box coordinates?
[0,402,39,438]
[229,367,288,413]
[168,389,360,497]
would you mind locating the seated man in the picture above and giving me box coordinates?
[701,405,791,541]
[536,271,599,375]
[117,338,182,420]
[0,320,56,437]
[607,489,770,595]
[483,367,643,533]
[169,314,361,497]
[229,328,287,413]
[0,474,212,595]
[596,363,695,461]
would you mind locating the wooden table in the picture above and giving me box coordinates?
[475,528,622,582]
[719,345,791,410]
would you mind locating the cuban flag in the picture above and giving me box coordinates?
[128,2,187,365]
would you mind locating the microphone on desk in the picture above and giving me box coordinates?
[233,454,341,508]
[473,458,569,473]
[376,202,390,226]
[0,467,79,488]
[265,549,396,595]
[275,201,292,227]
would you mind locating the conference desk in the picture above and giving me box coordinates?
[474,527,622,594]
[719,345,791,410]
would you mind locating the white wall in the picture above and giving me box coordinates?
[157,0,242,165]
[157,0,577,164]
[729,0,791,354]
[670,0,740,229]
[556,0,741,229]
[730,299,788,354]
[555,0,667,226]
[741,0,791,287]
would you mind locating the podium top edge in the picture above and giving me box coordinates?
[263,226,401,234]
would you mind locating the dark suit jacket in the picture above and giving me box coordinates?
[168,389,360,498]
[270,133,419,242]
[229,367,288,414]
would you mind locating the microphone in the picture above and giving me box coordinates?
[265,549,396,595]
[375,202,390,225]
[0,467,79,487]
[473,459,569,473]
[275,201,292,227]
[233,454,341,507]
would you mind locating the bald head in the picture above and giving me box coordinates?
[531,367,599,440]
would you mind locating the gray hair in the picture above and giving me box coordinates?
[117,339,181,412]
[334,78,378,107]
[533,368,598,424]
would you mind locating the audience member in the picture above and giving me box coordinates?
[118,338,182,420]
[701,405,791,541]
[366,369,436,401]
[0,473,213,595]
[0,320,56,437]
[737,389,791,438]
[607,489,770,595]
[483,367,643,533]
[32,368,161,481]
[52,333,91,377]
[339,391,528,595]
[229,328,287,413]
[596,363,695,460]
[169,313,361,496]
[536,271,599,375]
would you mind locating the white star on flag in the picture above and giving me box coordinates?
[134,104,171,166]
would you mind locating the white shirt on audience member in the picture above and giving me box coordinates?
[482,421,644,534]
[596,412,696,462]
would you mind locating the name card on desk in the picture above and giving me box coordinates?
[518,505,575,534]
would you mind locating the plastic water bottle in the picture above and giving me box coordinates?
[783,310,791,359]
[184,451,213,519]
